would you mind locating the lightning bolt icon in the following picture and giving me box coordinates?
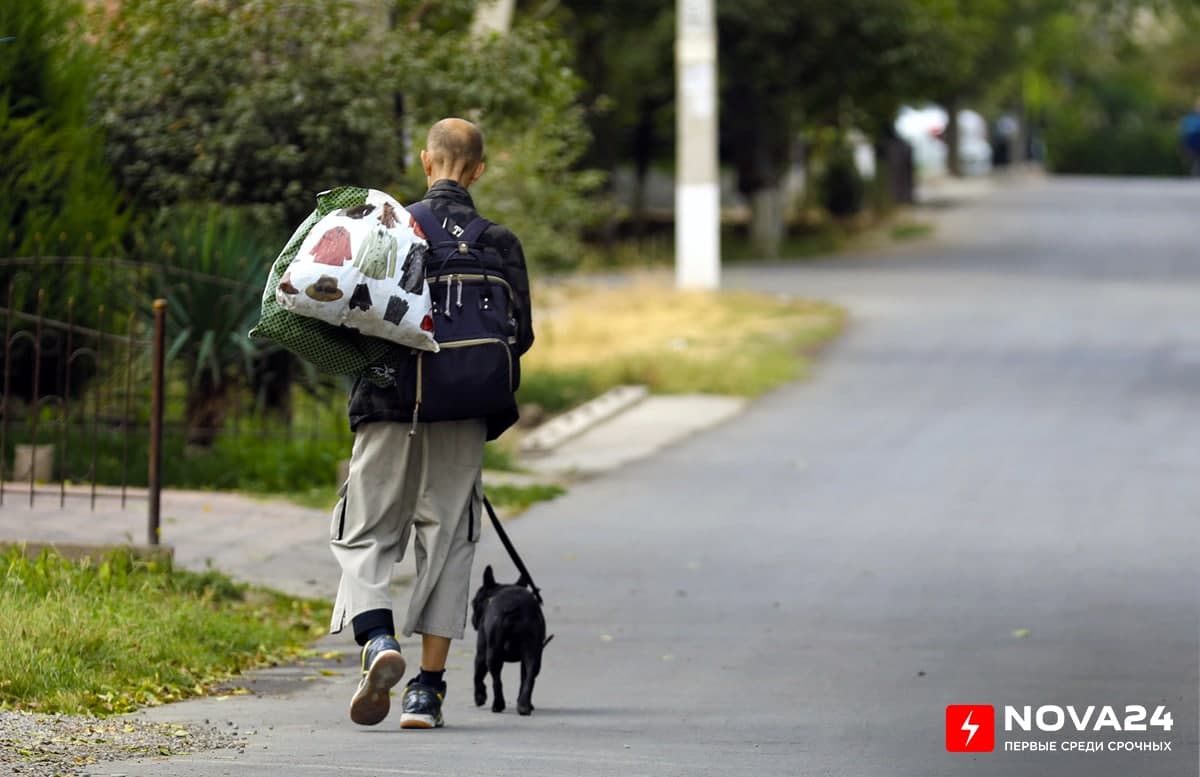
[961,710,980,747]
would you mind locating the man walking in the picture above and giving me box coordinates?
[328,118,534,729]
[1179,97,1200,176]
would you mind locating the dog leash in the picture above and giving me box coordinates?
[482,495,544,606]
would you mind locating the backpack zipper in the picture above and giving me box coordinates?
[436,337,513,391]
[430,273,514,299]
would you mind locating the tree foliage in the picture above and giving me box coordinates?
[388,0,604,269]
[90,0,400,231]
[551,0,674,233]
[1027,3,1200,176]
[89,0,601,269]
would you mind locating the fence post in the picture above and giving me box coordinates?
[148,299,166,546]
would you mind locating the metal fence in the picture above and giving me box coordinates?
[0,252,353,545]
[0,258,168,543]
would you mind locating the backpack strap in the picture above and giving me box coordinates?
[406,201,491,250]
[407,201,500,296]
[459,216,492,244]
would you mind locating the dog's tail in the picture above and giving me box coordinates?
[543,634,555,648]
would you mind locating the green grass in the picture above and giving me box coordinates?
[517,369,605,414]
[280,480,564,514]
[578,224,849,269]
[482,483,566,512]
[7,420,519,500]
[0,547,328,716]
[890,220,934,241]
[520,283,846,413]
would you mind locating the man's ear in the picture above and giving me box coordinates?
[420,149,433,177]
[482,565,496,588]
[469,161,486,185]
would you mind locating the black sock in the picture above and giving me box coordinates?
[417,668,445,689]
[361,626,391,645]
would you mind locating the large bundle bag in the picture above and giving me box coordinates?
[406,202,520,422]
[249,187,435,386]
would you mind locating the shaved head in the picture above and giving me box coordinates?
[424,118,485,184]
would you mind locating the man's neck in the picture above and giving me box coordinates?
[427,175,471,189]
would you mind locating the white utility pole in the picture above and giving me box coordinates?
[471,0,515,37]
[675,0,720,289]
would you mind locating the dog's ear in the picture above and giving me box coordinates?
[517,571,531,588]
[482,565,496,588]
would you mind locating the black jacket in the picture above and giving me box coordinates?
[348,180,534,439]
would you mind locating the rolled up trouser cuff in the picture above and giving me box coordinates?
[352,608,396,646]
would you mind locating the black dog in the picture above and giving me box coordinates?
[471,565,550,715]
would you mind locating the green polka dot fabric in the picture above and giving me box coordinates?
[249,186,410,387]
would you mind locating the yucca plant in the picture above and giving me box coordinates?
[144,206,275,446]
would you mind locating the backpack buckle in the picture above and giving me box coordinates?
[457,241,469,255]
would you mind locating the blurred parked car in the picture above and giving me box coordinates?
[896,105,993,177]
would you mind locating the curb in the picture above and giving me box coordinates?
[518,385,648,455]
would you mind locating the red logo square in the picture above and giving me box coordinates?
[946,705,995,752]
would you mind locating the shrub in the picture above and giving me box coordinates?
[820,145,866,217]
[0,0,126,257]
[89,0,400,232]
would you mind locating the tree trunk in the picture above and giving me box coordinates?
[876,131,914,208]
[1013,92,1028,166]
[631,98,656,238]
[749,187,785,259]
[185,377,229,448]
[873,138,892,213]
[252,349,294,423]
[944,97,962,177]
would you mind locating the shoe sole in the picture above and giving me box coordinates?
[399,713,442,729]
[349,650,406,726]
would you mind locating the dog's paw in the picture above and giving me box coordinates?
[492,699,506,713]
[475,690,487,707]
[518,702,533,716]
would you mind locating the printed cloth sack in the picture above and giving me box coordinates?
[249,187,435,386]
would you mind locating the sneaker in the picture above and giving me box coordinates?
[349,636,406,726]
[399,680,445,729]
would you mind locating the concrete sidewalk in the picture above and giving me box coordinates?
[0,392,745,600]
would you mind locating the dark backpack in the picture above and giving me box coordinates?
[405,201,521,426]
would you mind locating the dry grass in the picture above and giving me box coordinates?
[519,276,845,409]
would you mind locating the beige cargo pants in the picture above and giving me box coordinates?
[329,418,485,640]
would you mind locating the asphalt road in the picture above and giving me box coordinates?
[103,176,1199,777]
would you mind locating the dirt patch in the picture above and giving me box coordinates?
[0,710,243,776]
